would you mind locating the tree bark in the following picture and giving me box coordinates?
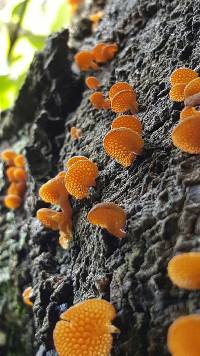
[1,0,200,355]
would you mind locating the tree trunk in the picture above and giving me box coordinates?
[1,0,200,355]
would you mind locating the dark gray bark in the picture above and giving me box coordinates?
[1,0,200,355]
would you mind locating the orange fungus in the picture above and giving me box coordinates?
[87,202,126,238]
[169,83,186,102]
[171,116,200,154]
[53,299,119,356]
[170,67,198,86]
[4,194,21,209]
[70,127,82,140]
[167,314,200,356]
[179,106,200,121]
[111,90,137,113]
[111,114,142,134]
[168,252,200,290]
[1,149,17,165]
[74,51,97,71]
[103,128,144,167]
[22,287,33,306]
[85,76,100,90]
[66,155,89,169]
[89,92,110,110]
[64,158,98,199]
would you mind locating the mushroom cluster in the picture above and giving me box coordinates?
[37,172,72,249]
[1,149,26,209]
[169,67,200,154]
[22,286,33,307]
[75,42,118,71]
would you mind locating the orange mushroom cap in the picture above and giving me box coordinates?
[109,82,134,100]
[85,76,100,90]
[111,114,142,134]
[22,286,33,306]
[179,106,200,121]
[14,154,25,168]
[6,182,25,196]
[66,156,89,169]
[39,172,67,205]
[6,167,17,182]
[1,149,17,166]
[184,77,200,106]
[4,194,22,209]
[169,83,186,102]
[87,202,126,238]
[14,167,26,181]
[111,90,138,113]
[102,43,118,61]
[74,51,98,71]
[103,128,144,167]
[36,208,59,230]
[64,159,99,199]
[89,10,104,31]
[168,252,200,290]
[53,299,119,356]
[171,116,200,154]
[70,127,82,140]
[92,43,107,63]
[167,314,200,356]
[89,91,104,109]
[170,67,198,86]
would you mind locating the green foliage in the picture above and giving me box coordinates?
[0,0,72,111]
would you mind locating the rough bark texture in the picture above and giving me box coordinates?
[1,0,200,355]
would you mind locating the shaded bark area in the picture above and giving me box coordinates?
[1,0,200,355]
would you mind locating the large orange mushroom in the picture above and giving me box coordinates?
[53,299,119,356]
[64,158,99,199]
[103,127,144,167]
[167,314,200,356]
[167,252,200,290]
[87,202,126,238]
[171,116,200,154]
[111,114,142,134]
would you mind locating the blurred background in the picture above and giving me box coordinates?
[0,0,76,112]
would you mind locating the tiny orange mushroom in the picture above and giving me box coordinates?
[38,172,72,246]
[85,76,100,90]
[109,82,134,100]
[179,106,200,121]
[167,314,200,356]
[66,155,89,169]
[111,114,142,134]
[1,149,17,166]
[168,252,200,290]
[4,194,21,209]
[14,167,26,181]
[74,50,98,71]
[6,182,25,196]
[92,43,108,63]
[111,90,137,113]
[87,202,126,239]
[70,127,82,140]
[102,43,118,61]
[53,299,119,356]
[170,67,198,86]
[6,167,17,182]
[37,208,60,231]
[89,10,104,31]
[172,116,200,154]
[89,92,110,110]
[184,77,200,106]
[103,128,144,167]
[169,83,186,102]
[64,158,99,199]
[22,286,33,306]
[14,154,25,168]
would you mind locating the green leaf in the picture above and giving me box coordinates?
[0,75,16,110]
[12,1,26,19]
